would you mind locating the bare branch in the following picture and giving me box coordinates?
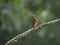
[5,19,60,45]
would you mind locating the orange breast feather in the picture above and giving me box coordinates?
[33,17,38,28]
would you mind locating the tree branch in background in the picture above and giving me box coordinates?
[5,19,60,45]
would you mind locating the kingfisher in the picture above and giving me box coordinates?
[32,15,38,28]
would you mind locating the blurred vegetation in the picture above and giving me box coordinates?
[0,0,60,45]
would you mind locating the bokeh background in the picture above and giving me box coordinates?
[0,0,60,45]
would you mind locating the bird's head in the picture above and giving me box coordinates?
[33,15,38,18]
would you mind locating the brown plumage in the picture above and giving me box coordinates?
[33,15,38,28]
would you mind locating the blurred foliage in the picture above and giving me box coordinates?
[0,0,60,45]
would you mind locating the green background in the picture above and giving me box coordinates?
[0,0,60,45]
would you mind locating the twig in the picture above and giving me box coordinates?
[5,19,60,45]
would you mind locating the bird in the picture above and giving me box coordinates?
[32,15,38,28]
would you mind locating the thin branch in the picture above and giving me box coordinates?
[5,19,60,45]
